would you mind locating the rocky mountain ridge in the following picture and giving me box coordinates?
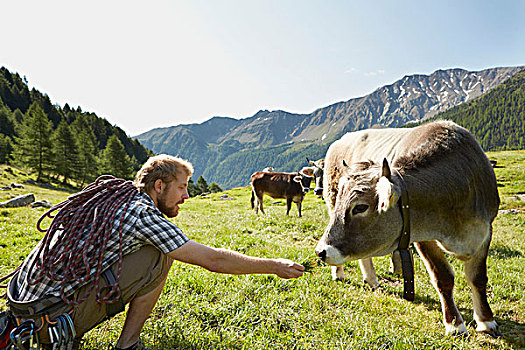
[135,66,523,188]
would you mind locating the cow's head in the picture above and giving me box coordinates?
[315,158,402,265]
[295,168,314,194]
[307,157,324,196]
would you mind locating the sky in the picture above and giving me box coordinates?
[1,0,524,136]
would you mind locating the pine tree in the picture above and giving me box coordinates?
[209,182,223,193]
[196,175,209,193]
[0,105,15,136]
[100,134,133,179]
[53,121,80,184]
[0,105,15,163]
[71,116,99,187]
[187,179,201,197]
[12,102,54,181]
[0,133,12,163]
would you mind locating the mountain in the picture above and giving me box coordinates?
[136,66,524,189]
[426,69,525,151]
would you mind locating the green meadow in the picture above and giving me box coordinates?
[1,150,524,349]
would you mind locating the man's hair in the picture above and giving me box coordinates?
[134,154,194,193]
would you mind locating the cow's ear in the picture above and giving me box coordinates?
[377,161,398,213]
[300,167,314,177]
[293,175,302,183]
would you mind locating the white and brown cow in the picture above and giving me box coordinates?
[306,158,324,196]
[315,120,501,336]
[250,168,314,217]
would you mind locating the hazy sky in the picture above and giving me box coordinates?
[1,0,523,136]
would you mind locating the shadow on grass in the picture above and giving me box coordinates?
[496,317,525,348]
[489,245,524,259]
[349,273,525,348]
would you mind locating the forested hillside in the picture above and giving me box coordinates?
[0,67,151,184]
[432,68,525,150]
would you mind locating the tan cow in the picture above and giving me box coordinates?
[315,120,501,336]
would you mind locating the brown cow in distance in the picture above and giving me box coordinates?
[250,169,313,217]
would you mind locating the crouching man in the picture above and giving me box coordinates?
[6,154,304,350]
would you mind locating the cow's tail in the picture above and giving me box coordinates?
[250,188,255,209]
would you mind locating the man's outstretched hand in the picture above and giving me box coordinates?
[273,259,305,279]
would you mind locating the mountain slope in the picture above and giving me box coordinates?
[430,69,525,150]
[135,66,524,188]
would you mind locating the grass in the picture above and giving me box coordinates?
[1,150,524,349]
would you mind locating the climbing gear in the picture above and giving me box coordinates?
[4,311,77,350]
[26,175,137,306]
[1,176,138,349]
[47,313,76,350]
[9,319,39,350]
[0,310,15,349]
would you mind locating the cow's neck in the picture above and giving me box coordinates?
[395,170,452,243]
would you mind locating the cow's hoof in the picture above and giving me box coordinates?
[332,274,345,282]
[363,278,380,290]
[363,280,380,291]
[445,322,468,336]
[477,321,502,338]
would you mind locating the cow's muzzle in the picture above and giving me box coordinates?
[314,187,323,196]
[314,243,346,266]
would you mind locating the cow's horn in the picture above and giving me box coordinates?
[381,158,392,179]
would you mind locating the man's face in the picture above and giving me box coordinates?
[156,176,190,217]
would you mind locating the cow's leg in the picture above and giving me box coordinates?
[414,241,466,335]
[390,251,403,274]
[256,193,265,215]
[286,198,292,215]
[359,258,379,289]
[331,265,344,281]
[296,201,302,217]
[463,228,500,337]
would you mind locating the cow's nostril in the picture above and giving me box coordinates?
[316,249,327,261]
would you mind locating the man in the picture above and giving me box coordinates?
[6,154,304,350]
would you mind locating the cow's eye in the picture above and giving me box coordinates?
[352,204,369,215]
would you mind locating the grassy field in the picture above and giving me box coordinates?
[1,150,524,349]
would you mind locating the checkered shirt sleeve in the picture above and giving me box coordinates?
[133,196,189,254]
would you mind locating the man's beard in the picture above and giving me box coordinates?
[157,193,178,217]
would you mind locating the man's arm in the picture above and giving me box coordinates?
[167,240,304,279]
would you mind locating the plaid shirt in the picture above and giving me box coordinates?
[14,192,189,302]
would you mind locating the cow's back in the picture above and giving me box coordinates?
[393,121,499,222]
[323,121,499,221]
